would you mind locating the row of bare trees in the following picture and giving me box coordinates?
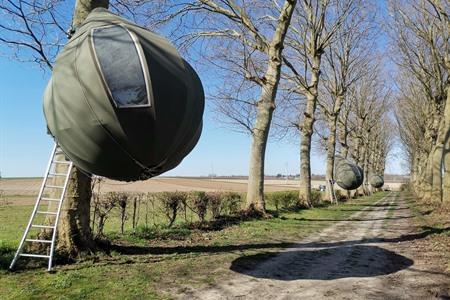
[148,0,392,209]
[0,0,393,256]
[393,0,449,203]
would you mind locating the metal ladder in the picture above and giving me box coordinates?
[10,143,73,271]
[329,179,338,204]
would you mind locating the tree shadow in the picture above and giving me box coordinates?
[0,244,14,270]
[293,215,414,222]
[337,207,409,212]
[107,226,450,257]
[230,245,413,280]
[107,241,294,256]
[345,203,393,207]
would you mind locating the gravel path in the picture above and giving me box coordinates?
[178,192,450,300]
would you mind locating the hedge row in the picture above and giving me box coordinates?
[91,189,341,237]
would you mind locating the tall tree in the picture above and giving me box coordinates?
[150,0,298,214]
[391,0,448,202]
[347,69,390,195]
[0,0,108,257]
[317,0,374,201]
[282,0,355,206]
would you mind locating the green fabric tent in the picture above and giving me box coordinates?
[369,175,384,188]
[43,8,204,181]
[334,156,364,190]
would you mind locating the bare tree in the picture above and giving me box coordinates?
[147,0,297,214]
[281,0,356,206]
[390,0,449,202]
[317,0,375,202]
[347,69,391,195]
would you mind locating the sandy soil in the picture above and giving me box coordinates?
[0,177,402,195]
[0,177,301,206]
[177,193,450,300]
[0,177,301,201]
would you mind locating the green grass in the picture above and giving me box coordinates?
[0,192,388,300]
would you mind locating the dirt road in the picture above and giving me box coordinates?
[178,193,450,299]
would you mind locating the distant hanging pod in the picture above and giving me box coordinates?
[369,175,384,188]
[43,8,204,181]
[334,156,364,190]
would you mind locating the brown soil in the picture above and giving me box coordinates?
[0,177,300,206]
[176,192,450,300]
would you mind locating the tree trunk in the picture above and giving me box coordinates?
[299,93,317,207]
[46,0,109,257]
[442,83,450,202]
[72,0,109,29]
[246,104,272,213]
[423,150,434,200]
[338,116,350,159]
[325,95,344,203]
[245,0,297,214]
[298,53,321,207]
[431,116,445,202]
[363,137,370,196]
[325,117,338,203]
[57,167,96,256]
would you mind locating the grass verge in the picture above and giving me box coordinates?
[0,192,387,300]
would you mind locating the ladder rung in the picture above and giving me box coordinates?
[41,197,60,202]
[53,160,71,165]
[26,239,52,244]
[20,254,50,259]
[49,172,69,176]
[31,225,55,229]
[36,211,57,215]
[45,185,64,189]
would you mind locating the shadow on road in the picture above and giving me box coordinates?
[107,226,450,257]
[230,245,413,280]
[294,215,414,222]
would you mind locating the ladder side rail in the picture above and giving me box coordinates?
[48,162,73,271]
[10,143,58,270]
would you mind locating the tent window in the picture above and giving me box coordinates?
[91,25,150,108]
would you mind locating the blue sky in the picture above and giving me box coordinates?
[0,56,313,177]
[0,56,405,178]
[0,0,406,178]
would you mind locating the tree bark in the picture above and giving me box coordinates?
[431,143,443,201]
[246,101,273,212]
[47,0,109,257]
[428,113,445,201]
[325,117,337,203]
[57,168,96,256]
[245,0,297,214]
[442,83,450,202]
[299,93,317,207]
[72,0,109,29]
[325,95,345,203]
[423,149,434,200]
[298,56,321,207]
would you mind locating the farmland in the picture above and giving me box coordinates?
[0,177,404,206]
[1,190,449,299]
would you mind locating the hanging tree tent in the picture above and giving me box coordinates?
[43,8,205,181]
[334,155,364,190]
[369,175,384,188]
